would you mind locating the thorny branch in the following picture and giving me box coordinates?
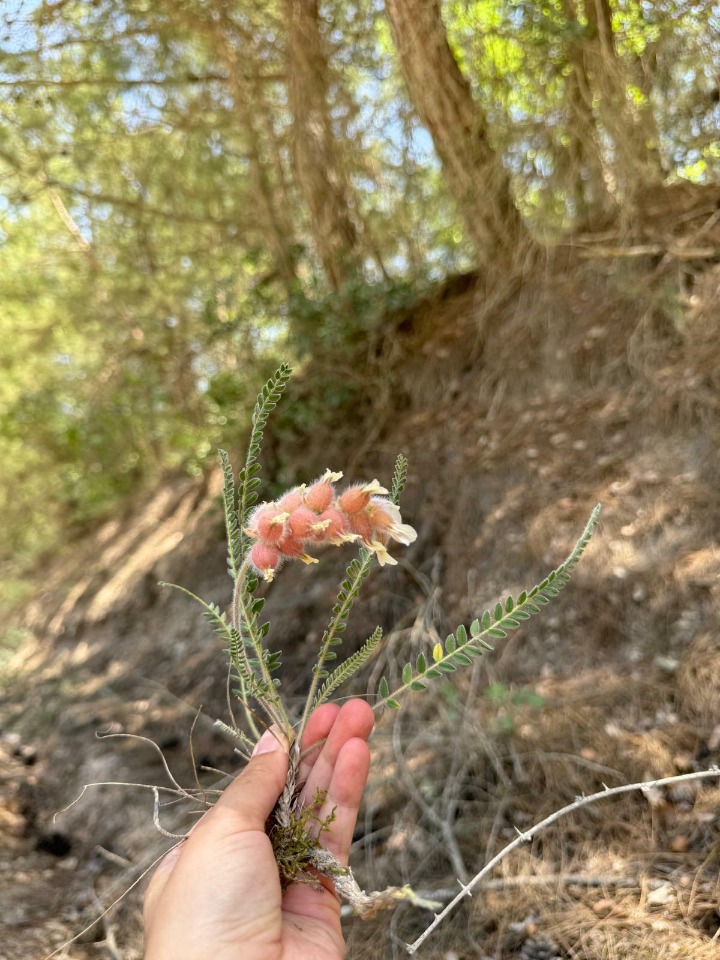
[405,766,720,954]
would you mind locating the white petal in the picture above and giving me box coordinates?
[362,479,389,496]
[390,522,417,545]
[372,498,401,522]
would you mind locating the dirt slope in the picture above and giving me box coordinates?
[2,254,719,960]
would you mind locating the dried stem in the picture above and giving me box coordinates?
[405,766,720,954]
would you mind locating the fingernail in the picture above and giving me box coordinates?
[252,728,280,757]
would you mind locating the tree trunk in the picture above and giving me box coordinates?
[384,0,532,268]
[564,0,663,221]
[560,0,619,228]
[161,0,302,296]
[287,0,362,291]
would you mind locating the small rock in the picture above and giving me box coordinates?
[647,881,675,906]
[655,655,679,674]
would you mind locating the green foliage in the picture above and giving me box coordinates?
[390,453,408,507]
[218,450,243,580]
[375,504,601,711]
[0,0,716,598]
[157,365,599,911]
[237,363,292,555]
[167,368,599,752]
[289,278,424,359]
[313,627,383,708]
[157,581,273,708]
[297,548,376,731]
[484,682,546,733]
[270,789,340,889]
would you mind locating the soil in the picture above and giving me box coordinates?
[2,249,720,959]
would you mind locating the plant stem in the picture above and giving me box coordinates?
[405,766,720,954]
[231,559,291,737]
[296,550,374,748]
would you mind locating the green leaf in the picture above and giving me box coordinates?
[482,611,491,629]
[456,623,468,645]
[402,663,412,685]
[487,627,507,638]
[378,676,390,699]
[465,644,487,657]
[410,680,428,692]
[432,642,443,662]
[391,453,408,506]
[416,652,427,674]
[313,627,382,707]
[386,698,401,709]
[505,595,514,613]
[237,363,292,544]
[451,652,472,665]
[306,545,376,717]
[218,449,242,580]
[470,619,480,636]
[445,634,457,653]
[494,602,503,621]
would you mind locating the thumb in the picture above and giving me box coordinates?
[213,727,290,831]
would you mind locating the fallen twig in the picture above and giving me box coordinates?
[405,766,720,954]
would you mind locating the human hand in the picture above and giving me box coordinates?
[143,699,374,960]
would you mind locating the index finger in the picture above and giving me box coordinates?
[297,702,341,785]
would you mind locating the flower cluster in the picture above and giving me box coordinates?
[246,470,417,581]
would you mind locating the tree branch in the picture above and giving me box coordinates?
[0,73,284,88]
[406,766,720,955]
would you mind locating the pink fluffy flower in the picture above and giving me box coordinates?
[248,504,289,543]
[346,510,374,545]
[249,542,282,581]
[275,532,305,558]
[287,506,321,540]
[317,507,354,544]
[338,479,388,515]
[278,486,306,513]
[243,473,414,578]
[304,469,343,513]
